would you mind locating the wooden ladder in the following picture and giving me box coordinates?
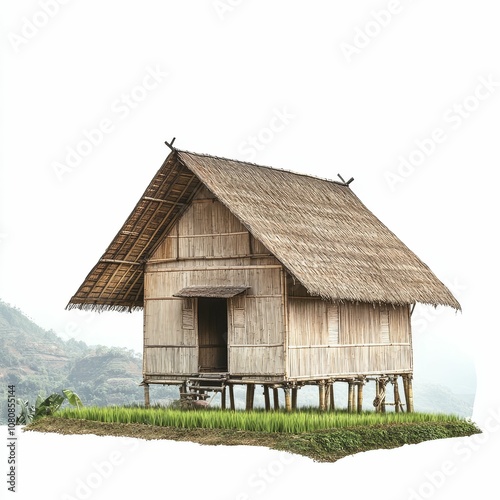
[180,374,227,409]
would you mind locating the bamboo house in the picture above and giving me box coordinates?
[67,144,460,412]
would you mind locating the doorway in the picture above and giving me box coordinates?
[197,298,228,372]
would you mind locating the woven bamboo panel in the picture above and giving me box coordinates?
[230,346,284,375]
[288,344,412,378]
[144,346,197,374]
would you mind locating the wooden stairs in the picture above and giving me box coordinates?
[180,374,228,408]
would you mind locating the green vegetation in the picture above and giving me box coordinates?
[57,406,469,433]
[16,389,83,424]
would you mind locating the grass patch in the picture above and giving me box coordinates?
[55,406,468,433]
[24,407,481,462]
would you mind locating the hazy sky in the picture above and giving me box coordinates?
[2,1,499,414]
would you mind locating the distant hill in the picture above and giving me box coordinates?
[0,300,177,424]
[0,300,474,423]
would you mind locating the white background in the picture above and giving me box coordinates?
[1,1,499,498]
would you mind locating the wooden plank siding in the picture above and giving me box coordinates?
[143,195,285,379]
[287,298,412,378]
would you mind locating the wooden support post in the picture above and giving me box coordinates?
[374,379,381,412]
[246,384,255,411]
[291,387,298,410]
[179,382,187,399]
[403,375,414,412]
[357,382,364,413]
[263,385,271,411]
[273,387,280,410]
[284,387,292,412]
[347,382,355,412]
[229,384,235,410]
[144,384,150,409]
[377,378,386,413]
[324,384,330,410]
[319,381,326,412]
[221,386,226,410]
[329,383,335,411]
[393,377,401,413]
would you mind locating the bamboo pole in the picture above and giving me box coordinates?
[180,382,187,398]
[329,383,335,411]
[404,375,414,412]
[284,387,292,412]
[393,377,401,413]
[319,381,326,412]
[221,386,226,410]
[375,379,380,413]
[229,384,235,410]
[263,385,271,411]
[246,384,255,411]
[291,387,298,410]
[273,387,280,410]
[144,384,150,409]
[347,382,355,412]
[357,382,363,413]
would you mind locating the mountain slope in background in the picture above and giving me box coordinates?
[0,299,474,423]
[0,300,176,423]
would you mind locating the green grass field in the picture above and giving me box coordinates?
[57,406,469,433]
[29,407,482,462]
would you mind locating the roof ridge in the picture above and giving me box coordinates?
[176,149,350,187]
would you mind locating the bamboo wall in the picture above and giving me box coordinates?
[287,297,412,378]
[143,191,285,378]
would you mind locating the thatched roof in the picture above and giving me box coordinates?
[67,149,460,312]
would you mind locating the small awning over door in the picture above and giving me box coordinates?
[173,286,249,298]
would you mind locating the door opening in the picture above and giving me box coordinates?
[197,298,228,372]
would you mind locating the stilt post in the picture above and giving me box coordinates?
[144,383,150,409]
[291,387,298,410]
[393,376,401,413]
[357,381,364,413]
[246,384,255,411]
[319,380,326,411]
[324,383,330,409]
[221,386,226,410]
[329,382,335,411]
[273,387,280,410]
[229,384,235,410]
[263,385,271,411]
[284,387,292,412]
[347,382,355,412]
[403,374,414,412]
